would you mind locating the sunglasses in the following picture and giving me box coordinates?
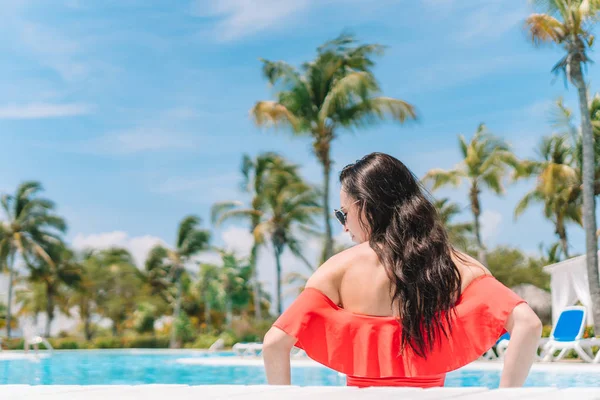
[333,200,360,226]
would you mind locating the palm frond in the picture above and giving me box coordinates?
[422,169,463,191]
[210,201,243,226]
[515,190,544,219]
[176,215,202,249]
[480,168,505,195]
[250,101,300,131]
[525,14,566,46]
[513,159,542,179]
[215,208,260,227]
[319,71,378,121]
[550,97,577,140]
[260,59,302,88]
[180,230,211,258]
[365,97,417,123]
[145,245,169,272]
[0,194,12,220]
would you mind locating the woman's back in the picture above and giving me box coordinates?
[339,243,395,317]
[331,242,490,319]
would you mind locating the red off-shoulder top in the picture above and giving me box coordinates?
[272,275,525,388]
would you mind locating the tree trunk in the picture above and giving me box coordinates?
[111,319,118,336]
[556,220,570,259]
[274,247,283,315]
[470,184,487,265]
[225,298,233,328]
[170,276,183,349]
[204,294,211,326]
[84,315,92,341]
[249,243,262,320]
[573,63,600,335]
[320,150,334,263]
[5,256,15,338]
[45,285,54,337]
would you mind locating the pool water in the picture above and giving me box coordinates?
[1,351,599,388]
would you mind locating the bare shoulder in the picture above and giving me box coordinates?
[305,242,372,304]
[450,250,492,291]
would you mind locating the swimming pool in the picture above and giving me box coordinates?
[1,350,599,387]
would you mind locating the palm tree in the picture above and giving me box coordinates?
[514,135,582,258]
[570,95,600,196]
[93,248,142,336]
[15,281,46,327]
[197,262,221,326]
[433,198,474,250]
[144,245,172,306]
[0,301,9,333]
[217,251,252,327]
[213,155,320,315]
[423,124,516,264]
[67,251,100,341]
[211,152,294,320]
[0,181,66,338]
[526,0,600,334]
[251,33,417,262]
[26,242,82,336]
[147,215,210,348]
[539,241,565,265]
[257,169,321,315]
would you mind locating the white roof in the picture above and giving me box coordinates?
[542,253,590,274]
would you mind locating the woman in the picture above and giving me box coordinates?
[262,152,542,388]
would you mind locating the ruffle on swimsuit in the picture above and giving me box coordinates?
[273,275,525,385]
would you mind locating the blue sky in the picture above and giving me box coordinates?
[0,0,596,296]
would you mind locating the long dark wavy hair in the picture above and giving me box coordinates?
[339,152,462,358]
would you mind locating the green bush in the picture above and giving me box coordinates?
[174,313,196,344]
[218,331,237,348]
[190,334,219,349]
[228,318,272,344]
[49,338,82,350]
[133,303,157,334]
[583,326,596,338]
[92,336,123,349]
[124,335,170,348]
[542,325,552,338]
[2,338,24,350]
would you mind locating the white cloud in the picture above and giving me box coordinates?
[222,226,254,256]
[0,103,92,119]
[152,173,242,205]
[195,227,254,266]
[78,129,201,155]
[155,175,236,194]
[19,21,88,82]
[191,0,312,41]
[190,0,385,42]
[405,55,532,94]
[456,5,525,43]
[523,99,554,121]
[164,107,200,120]
[335,230,356,249]
[113,130,194,153]
[72,106,222,155]
[480,210,503,244]
[71,231,166,268]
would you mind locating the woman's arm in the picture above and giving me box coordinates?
[262,327,297,385]
[262,253,345,385]
[499,303,543,387]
